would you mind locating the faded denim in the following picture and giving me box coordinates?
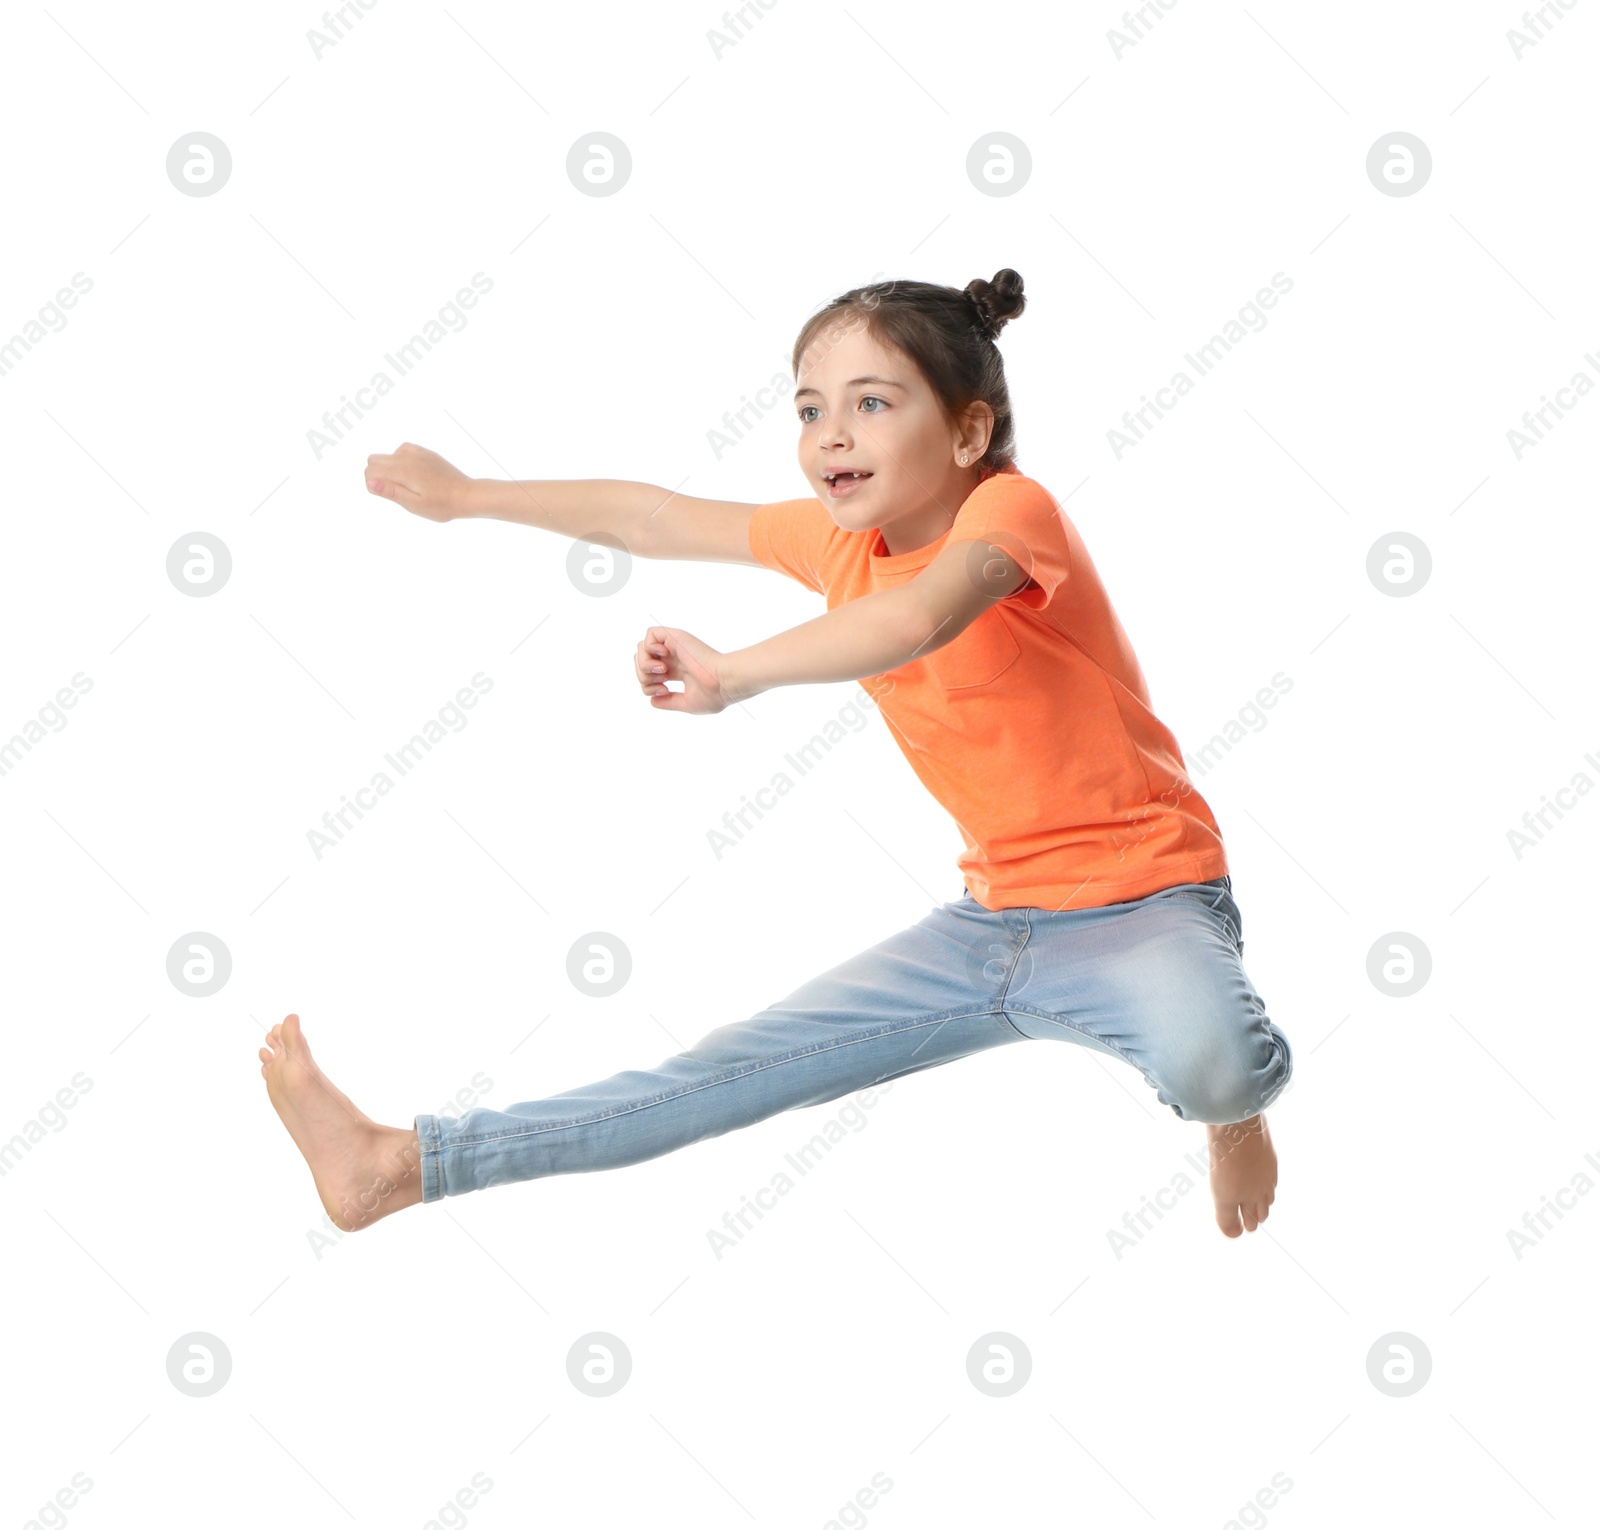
[415,875,1293,1202]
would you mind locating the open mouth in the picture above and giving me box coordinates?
[824,470,873,498]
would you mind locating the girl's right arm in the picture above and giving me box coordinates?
[364,442,762,566]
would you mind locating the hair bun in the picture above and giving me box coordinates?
[964,269,1025,341]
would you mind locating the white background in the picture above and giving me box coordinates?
[2,2,1596,1526]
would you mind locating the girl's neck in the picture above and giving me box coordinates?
[874,461,1018,557]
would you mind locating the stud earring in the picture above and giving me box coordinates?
[959,452,968,464]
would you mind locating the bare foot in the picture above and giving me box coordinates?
[260,1013,424,1232]
[1205,1112,1277,1238]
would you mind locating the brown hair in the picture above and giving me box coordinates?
[790,269,1027,475]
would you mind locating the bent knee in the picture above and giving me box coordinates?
[1160,1024,1293,1124]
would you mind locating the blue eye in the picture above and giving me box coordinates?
[798,396,887,425]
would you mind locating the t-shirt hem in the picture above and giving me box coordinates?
[962,851,1230,913]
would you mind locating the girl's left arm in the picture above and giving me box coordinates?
[726,534,1032,701]
[637,536,1029,713]
[722,586,937,702]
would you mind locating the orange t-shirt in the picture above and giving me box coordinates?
[746,464,1229,911]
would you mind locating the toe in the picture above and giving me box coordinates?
[1241,1203,1260,1233]
[258,1046,272,1064]
[1216,1202,1243,1238]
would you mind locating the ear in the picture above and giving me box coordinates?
[956,400,994,460]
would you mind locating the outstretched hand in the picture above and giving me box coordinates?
[635,627,738,715]
[365,442,473,523]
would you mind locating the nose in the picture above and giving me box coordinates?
[819,415,853,452]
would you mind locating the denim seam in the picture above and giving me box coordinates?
[416,1115,442,1202]
[1000,1004,1151,1077]
[437,1006,1007,1148]
[995,909,1034,1038]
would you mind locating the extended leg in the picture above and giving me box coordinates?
[261,896,1029,1224]
[416,903,1029,1201]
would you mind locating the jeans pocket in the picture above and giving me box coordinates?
[1159,879,1242,951]
[1209,886,1243,954]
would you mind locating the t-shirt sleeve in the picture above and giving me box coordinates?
[746,497,837,596]
[947,474,1072,611]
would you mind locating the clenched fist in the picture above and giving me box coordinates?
[635,627,739,715]
[365,442,474,523]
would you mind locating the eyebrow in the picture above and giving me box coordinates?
[792,375,907,402]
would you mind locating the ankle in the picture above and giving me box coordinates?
[1203,1112,1266,1162]
[348,1130,423,1218]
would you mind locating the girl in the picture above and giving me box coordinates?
[261,269,1292,1240]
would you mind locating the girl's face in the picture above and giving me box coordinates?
[793,318,991,555]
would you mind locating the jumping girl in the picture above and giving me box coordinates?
[261,269,1293,1240]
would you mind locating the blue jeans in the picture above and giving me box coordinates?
[414,876,1293,1202]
